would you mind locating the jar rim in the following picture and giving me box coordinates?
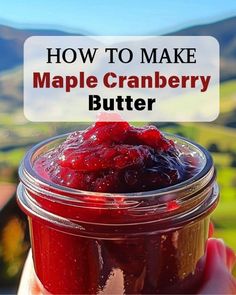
[19,132,213,200]
[18,132,219,231]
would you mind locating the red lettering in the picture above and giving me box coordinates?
[103,72,117,88]
[33,72,50,88]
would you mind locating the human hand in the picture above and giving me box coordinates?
[18,238,236,294]
[198,238,236,294]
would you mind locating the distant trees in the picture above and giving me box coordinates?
[231,157,236,168]
[0,165,18,183]
[208,143,220,153]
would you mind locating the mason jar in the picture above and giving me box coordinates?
[17,133,219,294]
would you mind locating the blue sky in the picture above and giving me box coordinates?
[1,0,236,34]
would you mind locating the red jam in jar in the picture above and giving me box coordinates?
[17,121,219,294]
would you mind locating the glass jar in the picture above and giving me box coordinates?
[17,134,219,294]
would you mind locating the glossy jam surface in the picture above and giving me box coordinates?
[34,121,200,193]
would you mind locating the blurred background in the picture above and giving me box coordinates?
[0,0,236,293]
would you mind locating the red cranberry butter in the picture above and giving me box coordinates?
[17,121,219,294]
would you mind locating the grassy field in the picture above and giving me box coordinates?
[219,80,236,113]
